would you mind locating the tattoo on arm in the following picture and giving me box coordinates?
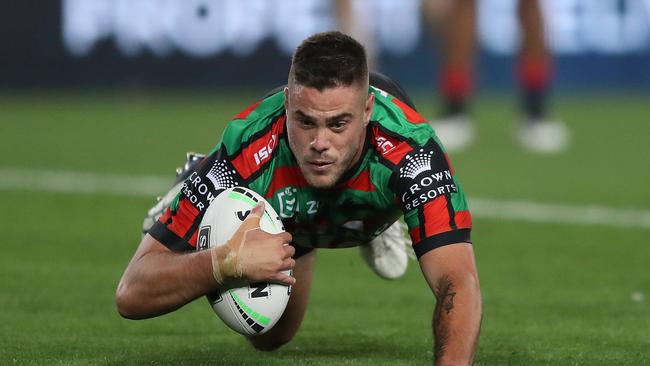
[433,275,456,360]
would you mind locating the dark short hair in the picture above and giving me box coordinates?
[288,31,368,91]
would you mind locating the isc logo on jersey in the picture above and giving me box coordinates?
[375,136,395,154]
[253,134,278,165]
[198,186,290,335]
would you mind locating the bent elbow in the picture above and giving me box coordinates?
[467,272,481,293]
[462,271,482,302]
[115,282,144,320]
[464,272,483,312]
[115,299,137,320]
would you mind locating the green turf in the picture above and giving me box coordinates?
[0,90,648,365]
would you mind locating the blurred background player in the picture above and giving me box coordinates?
[424,0,569,153]
[335,0,570,153]
[334,0,380,70]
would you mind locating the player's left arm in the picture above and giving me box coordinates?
[419,243,482,366]
[382,117,481,364]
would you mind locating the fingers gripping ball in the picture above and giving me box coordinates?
[210,206,262,285]
[198,187,292,336]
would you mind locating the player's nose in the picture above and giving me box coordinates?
[310,128,330,152]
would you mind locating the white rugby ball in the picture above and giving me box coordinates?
[197,186,291,336]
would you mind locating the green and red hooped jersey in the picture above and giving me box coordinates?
[150,86,472,259]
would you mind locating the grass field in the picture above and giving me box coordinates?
[1,90,648,365]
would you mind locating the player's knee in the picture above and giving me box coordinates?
[248,332,294,352]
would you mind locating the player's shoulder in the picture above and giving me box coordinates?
[368,87,440,165]
[369,86,436,142]
[220,90,286,153]
[233,90,285,122]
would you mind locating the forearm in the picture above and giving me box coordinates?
[116,248,217,319]
[432,274,482,366]
[116,206,295,320]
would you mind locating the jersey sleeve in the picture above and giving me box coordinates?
[391,138,472,259]
[148,144,244,251]
[147,95,284,252]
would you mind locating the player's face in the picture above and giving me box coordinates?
[285,83,374,189]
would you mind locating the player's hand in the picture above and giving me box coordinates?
[211,202,296,286]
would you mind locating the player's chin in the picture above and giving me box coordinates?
[303,172,338,189]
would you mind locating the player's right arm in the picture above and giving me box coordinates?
[116,119,295,319]
[116,203,296,320]
[116,97,293,319]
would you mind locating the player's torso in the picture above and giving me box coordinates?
[249,143,400,249]
[219,87,435,249]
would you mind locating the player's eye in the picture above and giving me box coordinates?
[329,120,347,132]
[297,118,315,128]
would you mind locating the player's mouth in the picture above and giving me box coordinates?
[307,160,334,172]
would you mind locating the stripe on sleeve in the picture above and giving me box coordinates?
[413,229,471,258]
[166,199,199,239]
[423,196,452,237]
[149,221,195,252]
[454,210,472,229]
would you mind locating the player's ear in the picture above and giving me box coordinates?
[283,87,289,111]
[364,92,375,126]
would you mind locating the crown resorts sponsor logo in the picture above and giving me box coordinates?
[180,161,236,212]
[399,149,433,179]
[207,160,237,190]
[399,149,457,211]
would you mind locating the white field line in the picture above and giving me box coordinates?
[1,168,649,229]
[470,198,650,229]
[0,168,170,197]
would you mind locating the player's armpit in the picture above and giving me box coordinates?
[418,243,482,366]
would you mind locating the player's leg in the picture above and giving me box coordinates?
[248,249,316,351]
[424,0,476,151]
[516,0,569,152]
[518,0,549,121]
[360,220,414,280]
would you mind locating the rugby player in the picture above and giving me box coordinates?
[116,31,482,365]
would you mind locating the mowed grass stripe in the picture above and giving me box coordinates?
[2,167,649,229]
